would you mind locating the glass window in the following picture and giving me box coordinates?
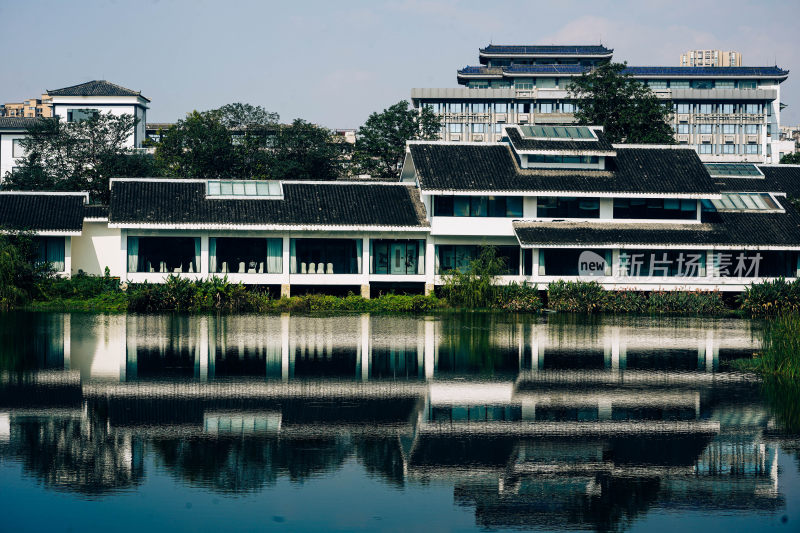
[620,250,706,277]
[539,102,554,113]
[698,144,713,154]
[449,123,462,133]
[745,104,761,114]
[453,196,470,216]
[514,78,534,89]
[433,196,454,216]
[471,102,487,113]
[371,239,424,275]
[66,108,99,122]
[537,197,600,218]
[723,144,736,154]
[537,78,557,89]
[423,102,442,113]
[671,81,690,89]
[472,123,485,133]
[435,196,522,217]
[739,80,757,89]
[691,80,714,89]
[447,102,463,113]
[698,104,713,114]
[539,248,610,276]
[11,139,26,158]
[35,237,66,272]
[470,196,487,217]
[436,245,519,275]
[721,104,735,114]
[676,124,689,134]
[722,124,736,134]
[716,80,735,89]
[494,102,508,113]
[675,103,691,114]
[613,198,697,220]
[127,237,200,274]
[745,124,759,134]
[210,237,282,274]
[647,80,668,89]
[494,123,503,133]
[291,238,361,274]
[562,102,575,113]
[697,124,713,134]
[744,144,760,154]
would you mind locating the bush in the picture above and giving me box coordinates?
[497,282,543,313]
[740,278,800,316]
[0,232,53,310]
[546,280,727,315]
[439,246,506,308]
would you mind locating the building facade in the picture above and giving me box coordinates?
[411,44,790,163]
[0,94,53,118]
[4,126,800,294]
[681,50,742,67]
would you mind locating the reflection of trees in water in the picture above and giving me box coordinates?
[436,313,526,376]
[1,418,143,495]
[355,438,406,488]
[0,313,64,372]
[151,436,351,493]
[761,377,800,472]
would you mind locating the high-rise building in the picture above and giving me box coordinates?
[411,44,788,163]
[681,50,742,67]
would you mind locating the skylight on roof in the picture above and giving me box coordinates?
[704,163,763,178]
[207,180,282,198]
[711,193,781,212]
[520,125,597,140]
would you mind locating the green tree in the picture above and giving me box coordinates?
[353,100,441,180]
[2,114,154,203]
[780,152,800,164]
[0,232,52,310]
[155,111,242,179]
[209,102,279,130]
[568,62,676,144]
[268,119,344,181]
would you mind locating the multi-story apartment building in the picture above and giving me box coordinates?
[0,95,53,118]
[681,49,742,67]
[411,44,790,163]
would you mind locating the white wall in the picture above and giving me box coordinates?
[52,104,141,147]
[71,222,123,276]
[0,133,28,179]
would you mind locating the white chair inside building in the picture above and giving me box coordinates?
[308,263,316,274]
[174,265,182,273]
[301,262,307,274]
[326,263,334,274]
[148,262,153,273]
[317,263,324,274]
[258,262,264,274]
[238,262,246,273]
[188,263,195,273]
[159,261,167,273]
[221,262,229,274]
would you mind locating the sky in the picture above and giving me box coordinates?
[1,0,799,127]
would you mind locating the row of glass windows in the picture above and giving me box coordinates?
[126,237,425,275]
[648,79,759,90]
[674,102,763,114]
[431,197,699,220]
[676,124,760,134]
[528,155,600,165]
[425,101,576,114]
[433,196,523,217]
[445,123,505,134]
[696,143,761,154]
[435,245,522,275]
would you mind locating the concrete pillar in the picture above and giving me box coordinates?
[425,238,436,283]
[64,236,72,277]
[200,235,209,277]
[424,283,434,296]
[280,284,291,298]
[282,236,291,276]
[360,284,371,299]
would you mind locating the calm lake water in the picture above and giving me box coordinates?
[0,312,798,532]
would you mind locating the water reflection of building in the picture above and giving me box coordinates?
[0,313,785,526]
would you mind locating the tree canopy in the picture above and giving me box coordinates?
[353,100,441,180]
[568,62,676,144]
[153,104,345,181]
[780,152,800,164]
[1,114,155,203]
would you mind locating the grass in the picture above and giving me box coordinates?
[730,312,800,379]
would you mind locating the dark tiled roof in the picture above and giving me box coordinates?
[506,127,614,152]
[47,80,149,100]
[84,205,109,219]
[109,180,429,228]
[623,66,789,78]
[514,205,800,248]
[758,166,800,197]
[0,193,85,233]
[459,65,586,76]
[408,143,718,194]
[0,117,48,129]
[480,45,613,56]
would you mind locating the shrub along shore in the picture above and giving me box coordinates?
[12,272,800,317]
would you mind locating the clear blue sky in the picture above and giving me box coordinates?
[1,0,798,127]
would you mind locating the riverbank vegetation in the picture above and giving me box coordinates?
[732,312,800,379]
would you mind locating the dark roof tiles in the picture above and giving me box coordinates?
[408,143,717,194]
[0,193,85,233]
[47,80,148,100]
[109,181,429,228]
